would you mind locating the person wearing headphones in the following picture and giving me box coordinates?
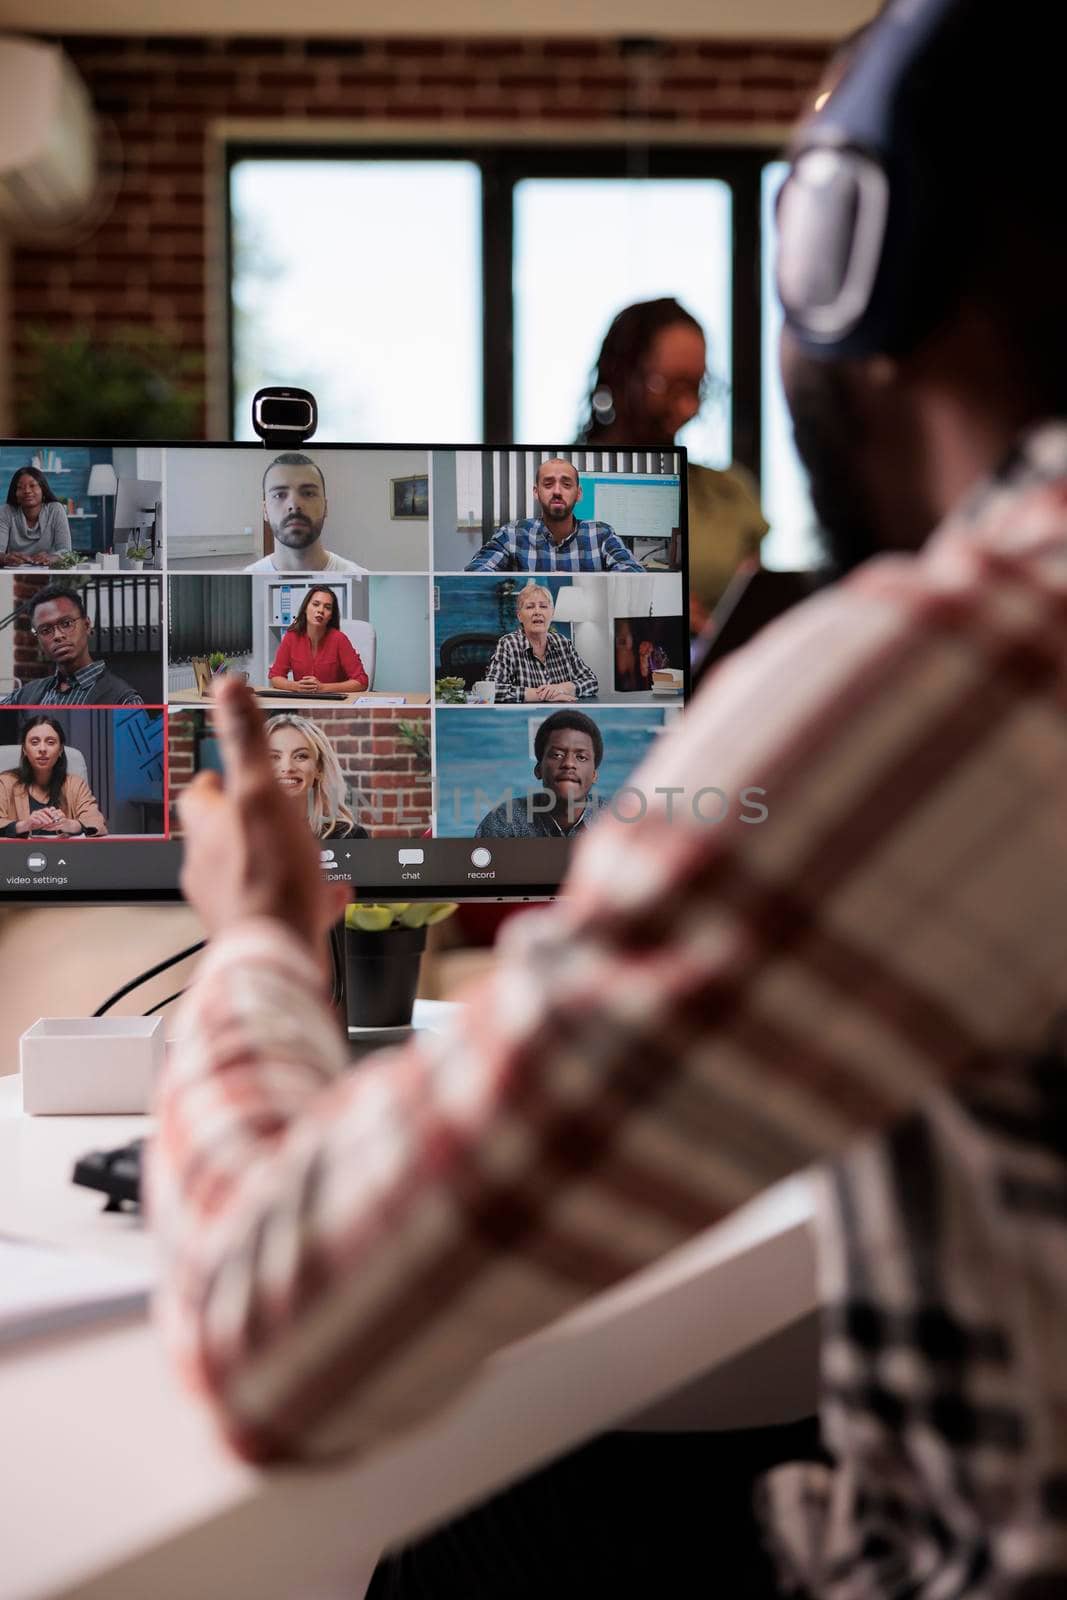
[153,4,1067,1593]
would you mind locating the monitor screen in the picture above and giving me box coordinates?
[0,442,688,904]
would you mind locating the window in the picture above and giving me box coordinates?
[228,144,783,528]
[513,178,732,466]
[230,158,482,443]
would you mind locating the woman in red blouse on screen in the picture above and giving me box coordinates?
[268,586,368,693]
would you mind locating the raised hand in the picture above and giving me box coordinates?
[178,676,348,950]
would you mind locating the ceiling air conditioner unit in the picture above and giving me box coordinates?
[0,38,97,232]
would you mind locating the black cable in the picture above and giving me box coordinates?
[143,987,188,1016]
[329,921,346,1010]
[92,939,206,1018]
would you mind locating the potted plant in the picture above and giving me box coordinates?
[52,550,92,570]
[125,541,150,570]
[435,676,467,705]
[208,651,230,676]
[395,719,431,766]
[18,325,201,439]
[343,902,457,1028]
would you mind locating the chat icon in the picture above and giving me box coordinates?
[398,848,425,866]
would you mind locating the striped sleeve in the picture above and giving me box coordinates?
[564,636,599,698]
[466,528,513,571]
[149,523,1067,1467]
[483,633,523,701]
[600,527,644,571]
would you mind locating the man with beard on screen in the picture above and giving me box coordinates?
[466,458,643,572]
[153,3,1067,1594]
[245,453,367,575]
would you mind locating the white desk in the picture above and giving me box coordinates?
[0,1020,819,1600]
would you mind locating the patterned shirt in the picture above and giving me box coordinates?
[484,627,598,703]
[475,790,609,838]
[151,423,1067,1596]
[4,658,145,706]
[466,517,643,572]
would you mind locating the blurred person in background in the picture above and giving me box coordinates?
[579,297,769,633]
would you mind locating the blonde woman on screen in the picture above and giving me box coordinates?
[265,713,367,840]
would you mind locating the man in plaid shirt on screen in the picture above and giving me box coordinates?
[152,3,1067,1593]
[466,457,644,572]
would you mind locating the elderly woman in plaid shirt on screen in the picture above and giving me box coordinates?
[483,581,598,704]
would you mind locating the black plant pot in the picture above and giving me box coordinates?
[343,924,428,1029]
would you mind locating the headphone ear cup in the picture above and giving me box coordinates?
[777,0,966,362]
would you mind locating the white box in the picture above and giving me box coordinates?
[20,1017,164,1115]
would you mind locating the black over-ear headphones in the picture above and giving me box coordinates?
[776,0,967,362]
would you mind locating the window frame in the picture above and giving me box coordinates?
[224,141,771,475]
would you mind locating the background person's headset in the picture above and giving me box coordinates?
[776,0,967,363]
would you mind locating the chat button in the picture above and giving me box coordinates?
[398,847,425,881]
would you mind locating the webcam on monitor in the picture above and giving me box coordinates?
[251,386,318,448]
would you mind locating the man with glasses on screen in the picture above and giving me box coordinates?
[2,585,144,706]
[245,453,368,576]
[466,458,643,572]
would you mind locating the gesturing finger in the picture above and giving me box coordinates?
[209,675,277,805]
[176,768,225,829]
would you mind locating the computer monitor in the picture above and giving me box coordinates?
[0,441,689,905]
[113,475,163,550]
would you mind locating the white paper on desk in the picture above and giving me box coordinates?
[353,696,406,706]
[0,1237,152,1346]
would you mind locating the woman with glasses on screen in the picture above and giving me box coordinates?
[268,587,368,694]
[579,297,769,633]
[0,715,107,837]
[265,713,367,840]
[0,467,73,568]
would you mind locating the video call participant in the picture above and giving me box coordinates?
[0,467,73,568]
[246,454,368,576]
[266,714,368,839]
[483,582,598,702]
[268,587,369,693]
[466,459,643,573]
[2,585,145,707]
[475,709,608,838]
[0,715,107,837]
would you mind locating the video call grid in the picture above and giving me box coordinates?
[1,445,688,849]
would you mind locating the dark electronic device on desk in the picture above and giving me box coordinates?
[0,389,694,1209]
[73,1138,145,1212]
[690,567,822,693]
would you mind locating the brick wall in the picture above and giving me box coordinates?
[10,574,51,682]
[168,704,432,836]
[9,34,828,433]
